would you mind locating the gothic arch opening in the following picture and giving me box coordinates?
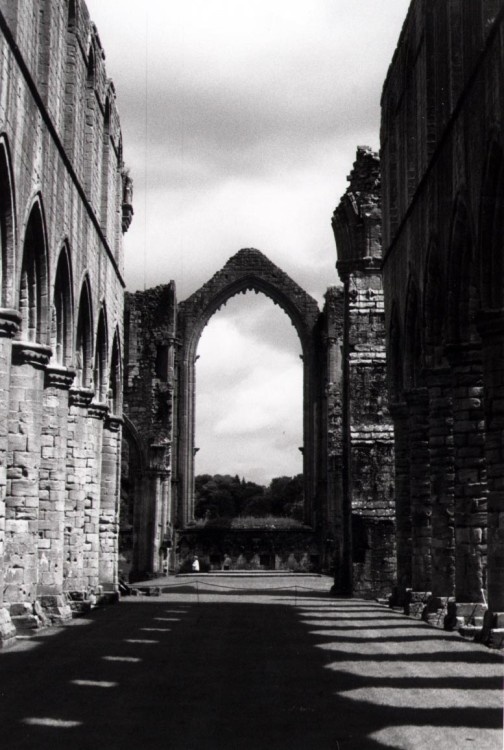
[19,198,49,344]
[176,249,321,529]
[94,307,108,402]
[194,290,303,496]
[51,244,73,367]
[75,278,93,389]
[109,328,122,414]
[0,136,16,307]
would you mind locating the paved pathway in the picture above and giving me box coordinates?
[0,575,502,749]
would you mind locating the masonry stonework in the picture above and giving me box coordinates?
[332,147,396,598]
[381,0,504,645]
[0,0,130,644]
[123,243,395,597]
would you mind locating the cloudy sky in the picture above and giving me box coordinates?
[86,0,410,485]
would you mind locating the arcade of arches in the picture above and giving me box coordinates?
[0,0,504,652]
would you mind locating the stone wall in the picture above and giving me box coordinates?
[381,0,504,645]
[123,244,397,596]
[332,147,396,598]
[0,0,130,645]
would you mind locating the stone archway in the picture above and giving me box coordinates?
[174,248,322,528]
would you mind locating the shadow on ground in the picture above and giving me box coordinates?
[0,594,501,750]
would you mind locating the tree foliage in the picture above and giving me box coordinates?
[194,474,304,521]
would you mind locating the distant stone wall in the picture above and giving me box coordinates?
[0,0,130,644]
[177,527,321,573]
[123,242,396,597]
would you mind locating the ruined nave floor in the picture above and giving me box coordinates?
[0,575,502,750]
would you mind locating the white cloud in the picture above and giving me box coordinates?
[86,0,411,483]
[195,293,303,481]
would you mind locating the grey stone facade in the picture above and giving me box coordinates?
[381,0,504,645]
[123,240,395,597]
[0,0,129,645]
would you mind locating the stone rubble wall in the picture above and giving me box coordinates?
[0,0,130,645]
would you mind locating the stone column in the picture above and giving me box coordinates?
[148,441,172,576]
[0,310,21,646]
[423,368,455,624]
[64,387,94,594]
[85,402,108,594]
[99,415,122,594]
[324,332,347,593]
[37,365,75,622]
[445,343,487,630]
[404,388,432,616]
[388,401,412,605]
[477,312,504,646]
[5,341,51,622]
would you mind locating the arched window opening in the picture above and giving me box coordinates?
[480,142,504,310]
[109,330,121,414]
[388,306,403,402]
[19,201,48,343]
[94,309,108,402]
[75,279,93,388]
[87,45,96,88]
[195,291,303,514]
[424,243,447,368]
[449,198,480,343]
[51,246,73,366]
[101,98,111,235]
[67,0,77,30]
[404,281,424,391]
[0,138,15,307]
[83,45,97,199]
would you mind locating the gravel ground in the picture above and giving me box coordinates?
[0,574,502,750]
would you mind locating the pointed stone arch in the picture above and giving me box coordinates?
[479,137,504,310]
[18,196,49,345]
[94,305,108,403]
[75,276,93,388]
[0,135,16,308]
[423,238,447,369]
[387,301,404,403]
[447,193,480,345]
[404,275,424,390]
[109,326,122,415]
[176,248,321,526]
[51,242,74,367]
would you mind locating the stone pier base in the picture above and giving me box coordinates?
[404,590,431,618]
[389,585,410,610]
[444,600,487,633]
[421,595,450,627]
[38,595,73,625]
[0,607,16,648]
[478,610,504,649]
[9,602,49,632]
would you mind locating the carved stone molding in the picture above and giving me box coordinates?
[88,401,109,420]
[12,341,52,368]
[0,308,21,338]
[105,414,123,432]
[69,387,94,408]
[45,366,76,390]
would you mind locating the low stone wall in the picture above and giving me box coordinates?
[175,527,321,574]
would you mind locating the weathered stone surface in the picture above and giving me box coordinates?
[332,147,396,598]
[381,0,504,637]
[0,1,127,623]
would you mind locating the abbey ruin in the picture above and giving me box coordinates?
[0,0,503,651]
